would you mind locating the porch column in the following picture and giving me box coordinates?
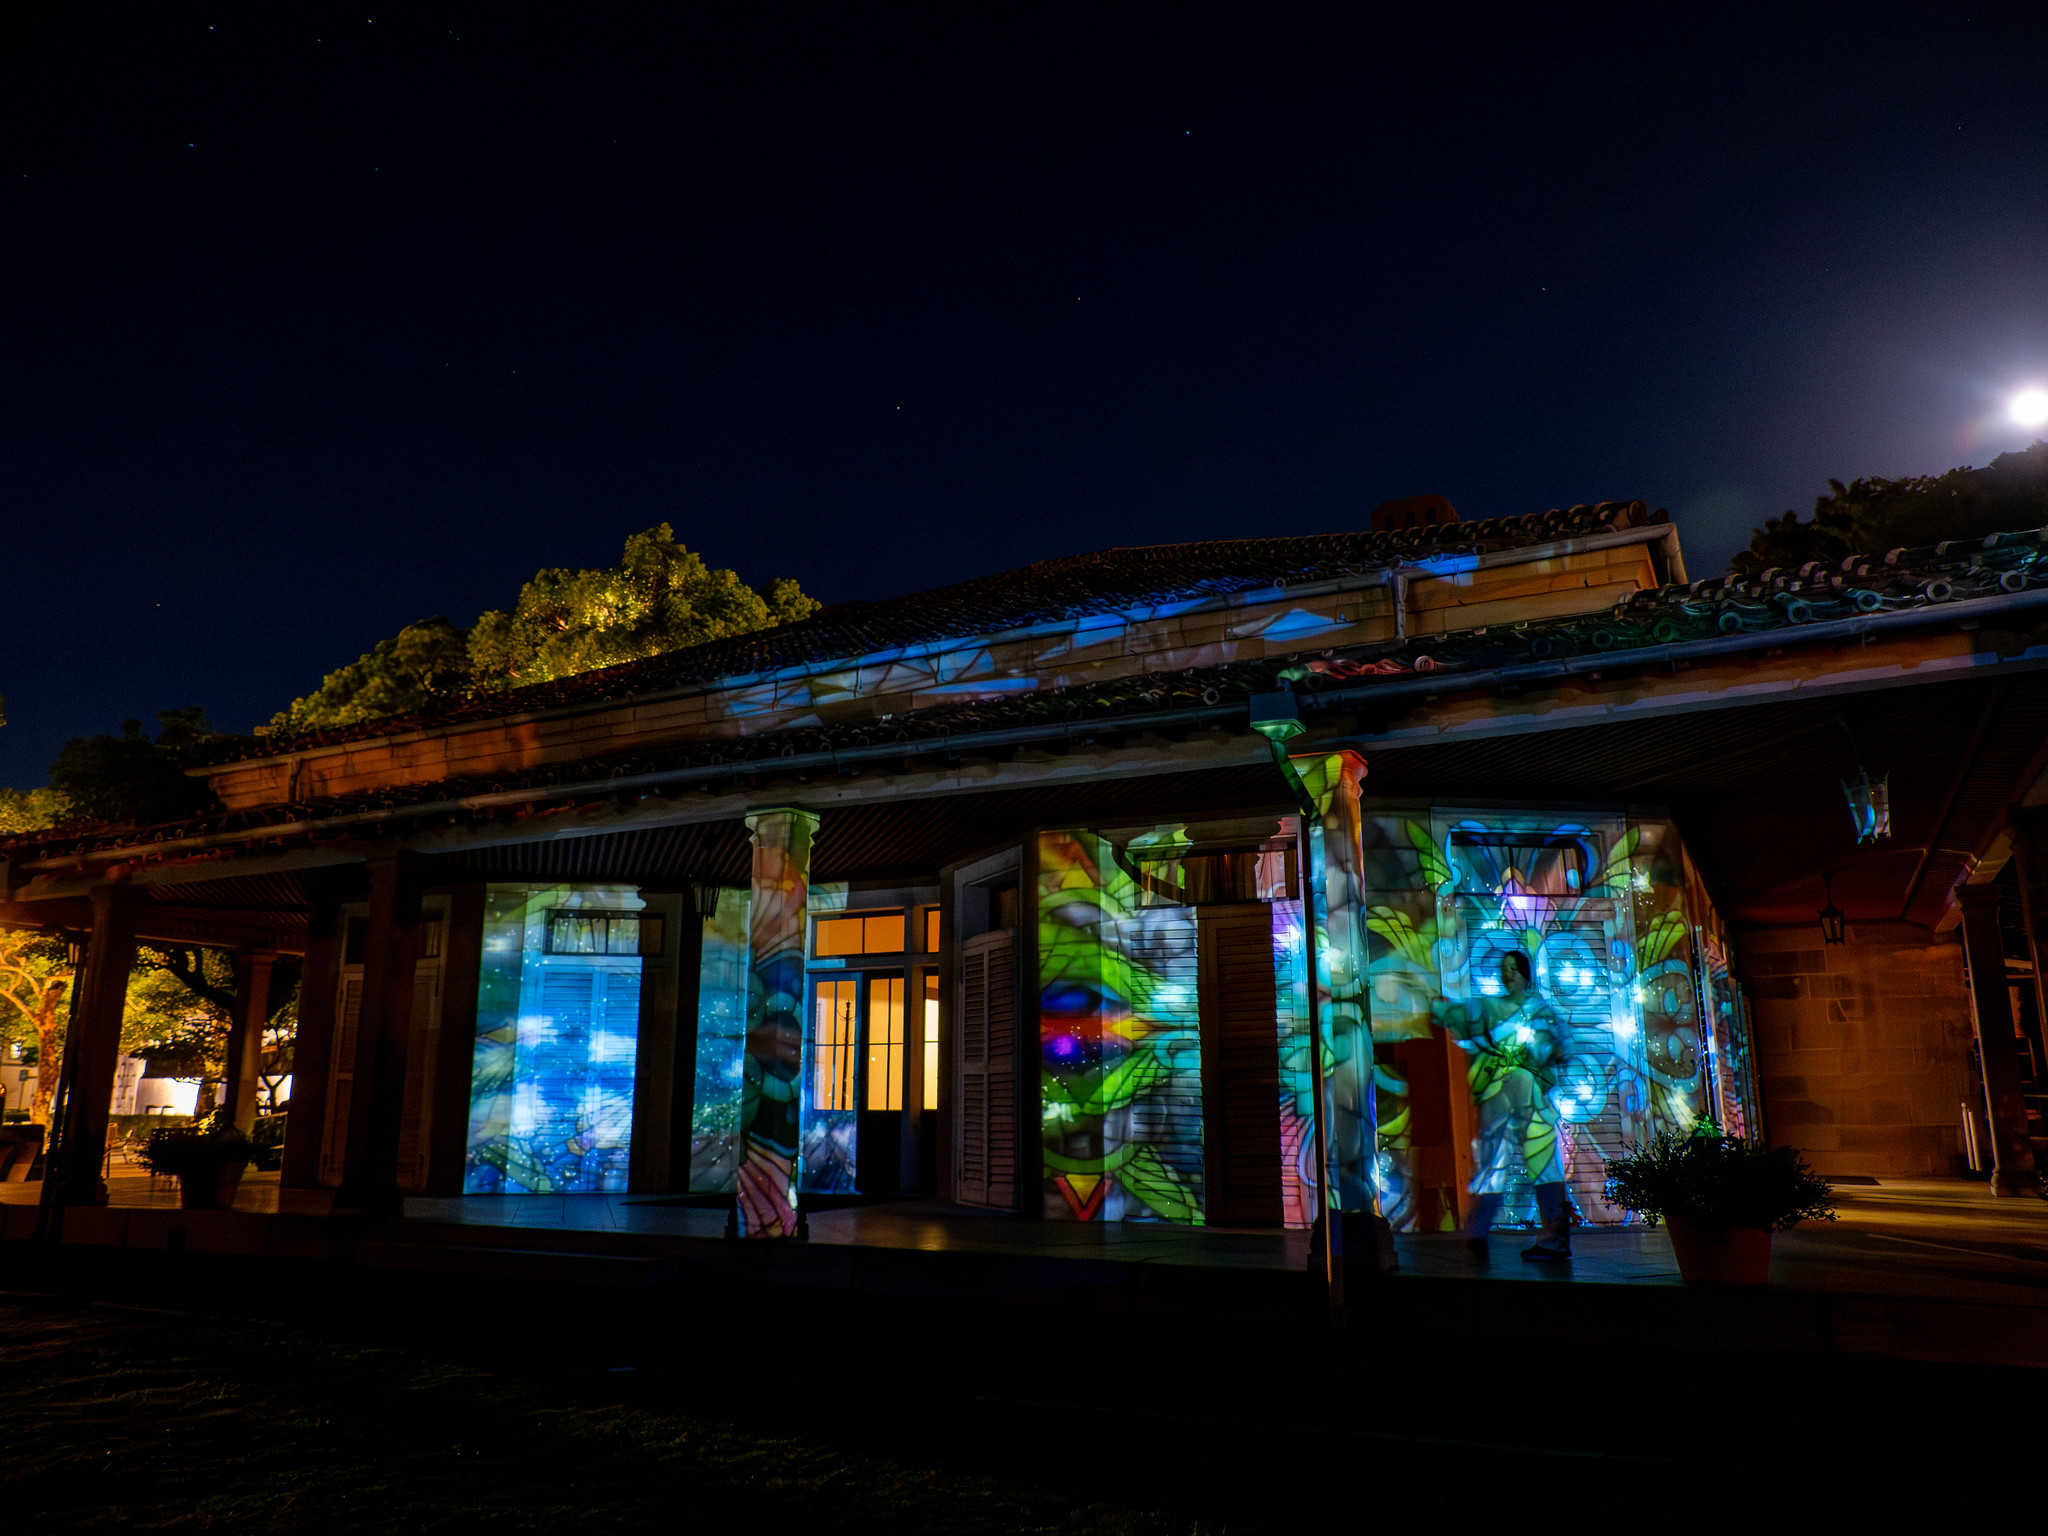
[1290,750,1378,1212]
[223,951,277,1134]
[53,878,142,1206]
[279,881,345,1193]
[334,853,423,1214]
[1955,884,2041,1196]
[737,808,817,1236]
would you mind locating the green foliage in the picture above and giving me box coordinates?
[46,708,219,827]
[270,525,821,734]
[0,786,69,835]
[265,618,472,734]
[1732,440,2048,578]
[137,1109,253,1177]
[250,1112,288,1171]
[1604,1120,1835,1233]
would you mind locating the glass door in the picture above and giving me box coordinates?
[859,973,906,1193]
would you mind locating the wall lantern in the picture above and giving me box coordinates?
[694,883,723,917]
[1817,872,1847,946]
[1841,769,1892,844]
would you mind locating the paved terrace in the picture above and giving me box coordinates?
[4,1174,2044,1367]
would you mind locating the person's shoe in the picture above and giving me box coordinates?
[1520,1238,1571,1262]
[1464,1237,1490,1261]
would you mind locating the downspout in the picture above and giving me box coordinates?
[1248,689,1344,1312]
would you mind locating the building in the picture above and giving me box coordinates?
[3,496,2042,1227]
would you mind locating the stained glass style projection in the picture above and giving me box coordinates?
[1357,810,1745,1231]
[688,887,751,1192]
[1271,898,1318,1226]
[737,809,817,1236]
[467,883,646,1194]
[1037,830,1205,1222]
[1293,752,1378,1215]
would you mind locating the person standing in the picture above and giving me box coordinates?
[1434,947,1574,1261]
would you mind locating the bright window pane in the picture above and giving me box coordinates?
[812,978,858,1111]
[867,976,904,1111]
[815,916,865,957]
[922,972,939,1111]
[864,914,906,953]
[924,906,940,953]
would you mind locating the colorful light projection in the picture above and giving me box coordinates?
[1270,897,1318,1226]
[1357,811,1749,1230]
[688,886,751,1192]
[1037,830,1205,1222]
[736,808,817,1236]
[1291,752,1378,1215]
[799,881,857,1194]
[466,883,645,1194]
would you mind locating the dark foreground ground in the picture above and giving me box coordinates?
[0,1244,2039,1532]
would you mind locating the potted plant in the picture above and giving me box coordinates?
[138,1110,254,1210]
[1604,1119,1834,1285]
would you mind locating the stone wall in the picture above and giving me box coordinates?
[1742,921,1974,1177]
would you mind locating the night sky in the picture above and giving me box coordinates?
[7,7,2048,788]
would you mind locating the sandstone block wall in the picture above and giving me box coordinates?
[1743,922,1973,1177]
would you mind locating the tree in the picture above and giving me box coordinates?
[269,525,821,734]
[1732,440,2048,578]
[0,933,69,1124]
[122,947,301,1117]
[46,707,220,826]
[0,786,69,833]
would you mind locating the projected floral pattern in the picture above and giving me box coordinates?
[1358,812,1747,1230]
[1037,830,1206,1223]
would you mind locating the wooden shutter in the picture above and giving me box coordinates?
[319,973,363,1186]
[1198,906,1283,1225]
[956,930,1016,1209]
[394,948,445,1193]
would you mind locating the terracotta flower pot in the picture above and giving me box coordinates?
[177,1159,247,1211]
[1665,1214,1772,1285]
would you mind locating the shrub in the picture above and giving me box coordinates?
[250,1113,288,1172]
[1604,1120,1835,1233]
[138,1110,254,1180]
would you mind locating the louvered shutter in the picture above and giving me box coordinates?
[319,974,364,1186]
[956,930,1016,1209]
[394,948,444,1192]
[1199,906,1283,1225]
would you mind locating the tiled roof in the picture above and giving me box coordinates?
[192,499,1665,763]
[11,516,2042,867]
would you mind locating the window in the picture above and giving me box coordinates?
[814,910,905,957]
[922,971,939,1111]
[546,909,665,957]
[812,978,859,1111]
[923,906,940,954]
[867,975,904,1111]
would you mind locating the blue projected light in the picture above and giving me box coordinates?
[467,884,646,1195]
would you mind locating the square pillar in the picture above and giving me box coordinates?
[737,808,817,1236]
[334,853,423,1214]
[279,882,346,1193]
[1290,750,1378,1213]
[1955,884,2041,1196]
[223,952,277,1134]
[53,879,142,1206]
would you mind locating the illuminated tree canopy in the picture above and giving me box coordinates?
[269,525,820,734]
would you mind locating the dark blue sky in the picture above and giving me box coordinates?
[6,6,2048,786]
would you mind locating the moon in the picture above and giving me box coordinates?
[2011,387,2048,429]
